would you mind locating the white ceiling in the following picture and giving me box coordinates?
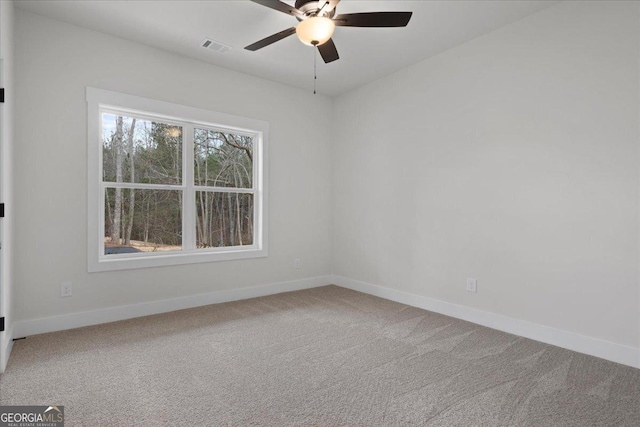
[15,0,558,97]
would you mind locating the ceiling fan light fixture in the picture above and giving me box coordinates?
[296,16,335,46]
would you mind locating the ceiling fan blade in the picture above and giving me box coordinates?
[250,0,304,19]
[318,0,341,16]
[245,27,297,51]
[317,38,339,63]
[334,12,413,28]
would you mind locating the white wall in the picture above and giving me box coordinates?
[0,0,15,373]
[13,10,333,322]
[333,1,640,350]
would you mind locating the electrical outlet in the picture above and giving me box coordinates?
[61,282,72,297]
[294,258,301,269]
[466,278,477,293]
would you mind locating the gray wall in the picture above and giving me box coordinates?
[13,10,333,321]
[332,1,640,348]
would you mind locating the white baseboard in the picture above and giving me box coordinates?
[333,275,640,369]
[1,326,14,374]
[13,276,333,339]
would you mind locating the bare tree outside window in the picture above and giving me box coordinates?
[103,113,183,254]
[102,115,256,255]
[194,129,254,248]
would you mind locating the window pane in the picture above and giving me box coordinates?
[194,129,253,188]
[196,192,254,248]
[104,188,182,255]
[102,113,183,185]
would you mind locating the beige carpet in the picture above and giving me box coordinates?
[1,285,638,426]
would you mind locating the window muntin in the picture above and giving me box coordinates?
[88,87,268,272]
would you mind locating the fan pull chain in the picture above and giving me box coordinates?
[314,48,317,95]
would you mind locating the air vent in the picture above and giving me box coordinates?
[200,38,232,54]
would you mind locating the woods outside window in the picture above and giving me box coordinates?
[87,88,268,272]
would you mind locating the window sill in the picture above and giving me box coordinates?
[89,247,268,273]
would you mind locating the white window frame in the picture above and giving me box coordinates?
[87,87,268,272]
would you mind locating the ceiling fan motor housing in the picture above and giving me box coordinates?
[294,0,336,19]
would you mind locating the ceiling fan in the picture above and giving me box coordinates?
[245,0,413,63]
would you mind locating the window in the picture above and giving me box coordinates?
[87,88,268,272]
